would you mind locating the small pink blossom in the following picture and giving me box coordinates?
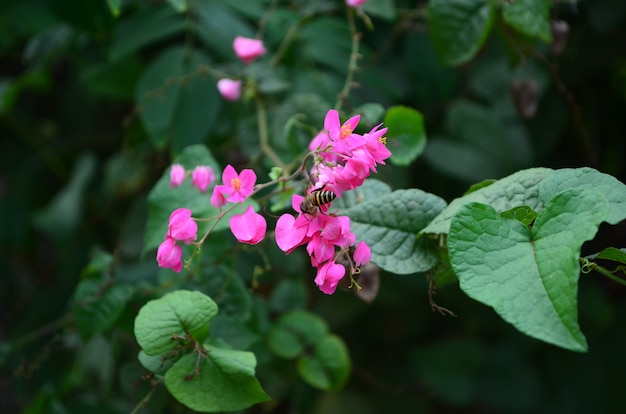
[324,109,362,154]
[211,185,227,208]
[219,165,256,203]
[156,237,183,272]
[170,164,186,188]
[233,36,266,64]
[217,78,242,101]
[191,166,215,193]
[315,260,346,295]
[168,208,197,244]
[354,241,371,267]
[346,0,367,7]
[229,205,267,245]
[306,234,335,267]
[275,213,309,253]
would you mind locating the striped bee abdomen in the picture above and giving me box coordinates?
[300,189,336,215]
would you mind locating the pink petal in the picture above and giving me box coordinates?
[221,165,237,184]
[230,206,266,244]
[324,109,341,137]
[275,213,308,253]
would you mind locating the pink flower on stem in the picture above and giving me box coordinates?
[346,0,367,7]
[219,164,256,203]
[324,109,362,154]
[168,208,197,244]
[170,164,186,188]
[275,212,309,253]
[233,36,266,64]
[211,185,228,208]
[191,166,215,193]
[315,260,346,295]
[273,108,391,295]
[156,237,183,272]
[354,241,371,267]
[229,205,267,245]
[217,78,242,101]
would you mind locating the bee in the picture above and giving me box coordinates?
[300,188,337,215]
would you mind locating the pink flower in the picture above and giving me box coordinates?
[233,36,266,64]
[156,237,183,272]
[191,166,215,193]
[315,260,346,295]
[229,205,267,245]
[170,164,186,188]
[168,208,197,244]
[354,241,371,267]
[217,78,242,101]
[363,124,391,166]
[275,213,309,253]
[219,165,256,203]
[211,185,227,208]
[324,109,362,154]
[320,215,355,247]
[346,0,367,7]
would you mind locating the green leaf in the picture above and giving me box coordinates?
[137,350,174,375]
[166,0,187,12]
[164,347,270,412]
[297,335,351,391]
[340,189,447,274]
[144,145,259,254]
[209,316,260,350]
[428,0,495,66]
[537,167,626,225]
[596,247,626,265]
[362,0,397,21]
[423,167,553,235]
[73,279,134,338]
[354,103,385,126]
[135,46,220,151]
[32,153,96,245]
[300,17,355,73]
[448,188,611,351]
[144,145,219,251]
[106,0,121,17]
[134,290,218,355]
[385,105,427,166]
[500,205,537,227]
[267,310,329,359]
[109,7,186,59]
[424,99,528,182]
[193,1,255,58]
[502,0,552,42]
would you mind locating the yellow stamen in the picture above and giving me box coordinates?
[379,136,387,145]
[231,178,241,191]
[340,124,353,139]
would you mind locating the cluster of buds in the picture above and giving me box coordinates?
[156,164,266,272]
[216,36,267,102]
[275,109,390,294]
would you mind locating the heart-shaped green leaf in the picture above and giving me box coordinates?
[340,188,447,274]
[134,290,218,355]
[448,188,610,351]
[164,347,270,412]
[297,334,351,391]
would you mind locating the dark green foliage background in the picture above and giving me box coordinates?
[1,0,626,412]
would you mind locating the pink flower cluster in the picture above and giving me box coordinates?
[275,109,390,294]
[157,208,198,272]
[157,164,268,272]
